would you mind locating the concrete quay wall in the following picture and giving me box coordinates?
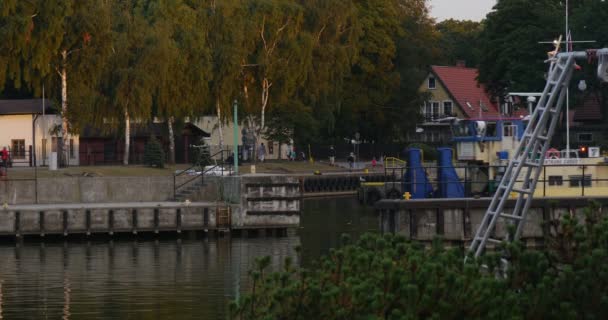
[376,197,608,246]
[0,176,202,204]
[225,175,300,229]
[0,202,223,237]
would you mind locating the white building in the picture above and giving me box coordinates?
[0,99,79,167]
[195,116,290,160]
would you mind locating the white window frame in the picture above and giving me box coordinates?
[442,100,453,116]
[428,76,436,89]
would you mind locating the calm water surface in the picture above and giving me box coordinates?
[0,197,377,319]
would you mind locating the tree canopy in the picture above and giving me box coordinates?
[1,0,445,149]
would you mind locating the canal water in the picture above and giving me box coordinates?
[0,197,377,319]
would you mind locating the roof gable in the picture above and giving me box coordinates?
[430,66,499,118]
[0,99,54,115]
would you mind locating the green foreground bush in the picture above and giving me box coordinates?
[231,207,608,319]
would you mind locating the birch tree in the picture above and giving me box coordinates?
[104,0,160,165]
[0,1,112,164]
[205,0,250,150]
[147,1,211,164]
[243,0,308,160]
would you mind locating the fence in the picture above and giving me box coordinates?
[385,163,608,198]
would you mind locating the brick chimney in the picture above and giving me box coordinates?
[456,60,466,67]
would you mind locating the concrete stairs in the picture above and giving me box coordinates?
[173,181,206,202]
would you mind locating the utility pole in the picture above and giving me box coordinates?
[233,99,239,174]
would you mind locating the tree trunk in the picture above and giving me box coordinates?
[216,97,224,150]
[124,107,130,165]
[60,50,68,166]
[168,116,175,164]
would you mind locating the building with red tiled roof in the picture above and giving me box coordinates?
[409,63,501,144]
[428,65,500,119]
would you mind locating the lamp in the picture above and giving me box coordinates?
[578,79,587,91]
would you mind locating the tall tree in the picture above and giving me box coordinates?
[0,1,112,164]
[102,0,161,165]
[147,1,211,164]
[205,0,250,150]
[296,0,360,144]
[242,0,309,160]
[477,0,562,100]
[435,19,482,67]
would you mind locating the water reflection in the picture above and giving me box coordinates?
[0,197,377,319]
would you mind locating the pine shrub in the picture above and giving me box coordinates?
[143,135,165,168]
[231,206,608,319]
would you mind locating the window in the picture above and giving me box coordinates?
[578,133,593,143]
[424,101,441,121]
[548,175,563,186]
[486,122,497,137]
[51,137,58,152]
[428,76,436,89]
[569,175,592,187]
[69,139,75,159]
[503,122,515,137]
[443,101,453,116]
[11,139,25,159]
[42,138,47,159]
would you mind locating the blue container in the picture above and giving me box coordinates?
[497,151,509,160]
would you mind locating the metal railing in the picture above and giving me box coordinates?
[382,162,608,198]
[172,149,233,200]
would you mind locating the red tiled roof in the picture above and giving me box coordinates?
[431,66,500,118]
[573,93,602,121]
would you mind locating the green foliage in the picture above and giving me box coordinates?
[190,139,211,167]
[436,19,482,67]
[143,135,165,168]
[231,211,608,319]
[477,0,562,99]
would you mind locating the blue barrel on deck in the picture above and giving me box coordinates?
[436,148,465,198]
[403,148,433,199]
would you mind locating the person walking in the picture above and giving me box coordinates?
[329,145,336,166]
[1,147,8,177]
[257,143,266,162]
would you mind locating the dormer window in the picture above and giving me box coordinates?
[428,76,436,89]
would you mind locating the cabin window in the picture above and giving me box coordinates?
[443,101,453,116]
[503,122,515,137]
[578,133,593,143]
[569,175,592,187]
[428,76,436,89]
[486,122,497,137]
[548,175,563,186]
[11,139,25,159]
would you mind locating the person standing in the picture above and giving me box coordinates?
[347,152,355,170]
[329,145,336,166]
[257,143,266,162]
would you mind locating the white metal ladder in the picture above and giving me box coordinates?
[468,54,577,258]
